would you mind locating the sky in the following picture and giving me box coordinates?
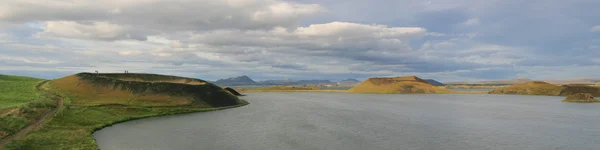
[1,0,599,82]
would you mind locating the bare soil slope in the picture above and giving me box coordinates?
[348,76,452,94]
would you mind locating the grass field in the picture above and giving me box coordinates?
[1,73,248,149]
[3,102,247,149]
[0,75,44,109]
[0,75,57,142]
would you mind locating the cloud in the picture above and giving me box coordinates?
[1,0,600,82]
[462,18,480,26]
[36,21,147,41]
[191,22,427,59]
[592,26,600,32]
[0,0,324,35]
[118,50,142,56]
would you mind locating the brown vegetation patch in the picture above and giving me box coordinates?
[563,93,600,103]
[0,130,7,139]
[559,85,600,96]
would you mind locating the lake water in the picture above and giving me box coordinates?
[447,88,496,92]
[94,93,600,150]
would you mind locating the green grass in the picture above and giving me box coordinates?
[1,73,248,149]
[0,75,44,109]
[0,75,58,140]
[3,102,248,150]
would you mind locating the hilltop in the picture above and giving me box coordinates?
[424,79,445,86]
[52,73,242,107]
[214,75,257,86]
[489,81,600,96]
[348,76,451,94]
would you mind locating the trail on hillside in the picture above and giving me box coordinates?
[0,81,64,148]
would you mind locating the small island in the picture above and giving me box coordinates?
[489,81,600,97]
[563,93,600,103]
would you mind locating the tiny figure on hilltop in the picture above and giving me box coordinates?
[95,70,98,74]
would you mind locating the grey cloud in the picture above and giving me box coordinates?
[1,0,325,41]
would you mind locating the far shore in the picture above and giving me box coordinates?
[237,89,488,94]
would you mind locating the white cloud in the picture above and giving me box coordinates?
[1,0,325,36]
[36,21,146,41]
[591,25,600,32]
[463,18,480,26]
[118,50,142,56]
[191,22,427,57]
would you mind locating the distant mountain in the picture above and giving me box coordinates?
[214,75,257,86]
[257,79,332,85]
[258,79,297,85]
[339,79,360,83]
[424,79,445,86]
[337,79,360,86]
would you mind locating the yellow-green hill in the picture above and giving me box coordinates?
[488,81,564,95]
[51,73,241,107]
[489,81,600,96]
[348,76,451,94]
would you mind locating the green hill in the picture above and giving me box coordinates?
[51,73,241,107]
[348,76,451,94]
[2,73,247,149]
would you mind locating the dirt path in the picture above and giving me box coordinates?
[0,81,64,147]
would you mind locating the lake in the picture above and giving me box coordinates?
[94,93,600,150]
[446,88,496,92]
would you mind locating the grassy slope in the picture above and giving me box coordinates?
[0,75,44,109]
[0,75,56,141]
[348,76,452,94]
[2,73,247,149]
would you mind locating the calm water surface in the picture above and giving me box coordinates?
[447,88,495,92]
[94,93,600,150]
